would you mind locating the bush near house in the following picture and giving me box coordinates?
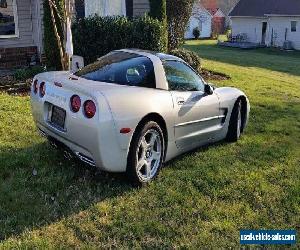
[72,15,168,65]
[43,0,193,68]
[170,48,202,73]
[14,66,46,81]
[193,27,201,39]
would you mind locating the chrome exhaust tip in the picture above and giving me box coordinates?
[38,128,47,137]
[63,150,73,160]
[75,152,96,167]
[49,140,58,149]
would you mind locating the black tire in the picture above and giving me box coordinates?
[127,121,165,186]
[226,100,242,142]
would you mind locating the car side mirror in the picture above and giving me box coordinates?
[204,84,214,95]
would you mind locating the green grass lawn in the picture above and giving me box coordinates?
[0,40,300,248]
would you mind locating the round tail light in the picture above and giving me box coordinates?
[70,95,81,113]
[33,79,38,94]
[84,100,96,119]
[39,82,46,97]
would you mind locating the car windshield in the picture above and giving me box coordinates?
[74,52,156,88]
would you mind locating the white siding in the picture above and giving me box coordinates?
[85,0,126,17]
[268,16,300,50]
[231,16,300,50]
[31,0,43,54]
[85,0,105,16]
[0,0,34,48]
[231,17,268,44]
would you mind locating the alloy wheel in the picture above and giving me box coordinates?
[237,106,242,138]
[136,129,162,182]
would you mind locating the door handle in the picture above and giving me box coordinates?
[177,97,185,105]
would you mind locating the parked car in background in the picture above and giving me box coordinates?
[31,49,250,185]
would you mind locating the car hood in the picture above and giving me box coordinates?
[214,86,247,98]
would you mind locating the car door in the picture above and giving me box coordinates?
[163,60,221,150]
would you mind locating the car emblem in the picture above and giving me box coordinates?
[47,92,67,104]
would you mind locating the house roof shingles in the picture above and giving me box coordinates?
[229,0,300,17]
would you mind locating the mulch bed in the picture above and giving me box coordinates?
[0,69,230,96]
[201,68,231,81]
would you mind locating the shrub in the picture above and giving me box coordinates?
[225,26,232,40]
[170,48,202,73]
[193,27,200,39]
[73,15,168,65]
[43,0,64,70]
[14,66,46,81]
[211,31,219,40]
[167,0,194,51]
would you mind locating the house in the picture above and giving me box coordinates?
[185,0,226,39]
[0,0,150,69]
[208,7,226,35]
[229,0,300,50]
[0,0,43,68]
[185,2,213,39]
[201,0,226,35]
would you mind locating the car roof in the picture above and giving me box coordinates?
[115,49,184,62]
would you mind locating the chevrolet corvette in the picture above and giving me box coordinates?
[31,49,250,184]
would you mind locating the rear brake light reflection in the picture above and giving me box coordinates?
[33,79,38,94]
[70,95,81,113]
[84,100,96,119]
[39,82,46,97]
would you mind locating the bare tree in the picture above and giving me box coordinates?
[48,0,73,70]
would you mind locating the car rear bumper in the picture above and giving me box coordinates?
[38,124,96,167]
[34,117,128,173]
[30,79,128,173]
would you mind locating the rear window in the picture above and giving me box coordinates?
[75,52,156,88]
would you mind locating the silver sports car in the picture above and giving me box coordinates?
[31,49,250,184]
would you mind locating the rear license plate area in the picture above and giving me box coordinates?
[50,105,66,129]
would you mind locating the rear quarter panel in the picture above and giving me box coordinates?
[101,86,175,153]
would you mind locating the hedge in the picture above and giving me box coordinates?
[170,48,202,73]
[72,15,168,65]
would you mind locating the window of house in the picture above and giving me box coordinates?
[291,21,297,32]
[0,0,18,38]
